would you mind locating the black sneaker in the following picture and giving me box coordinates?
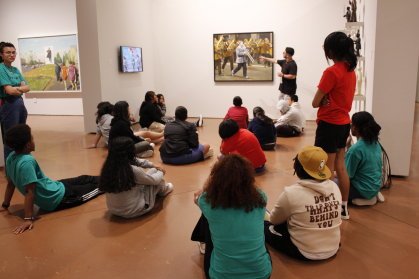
[341,204,350,220]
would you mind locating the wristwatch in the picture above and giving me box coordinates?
[24,217,34,220]
[282,73,285,78]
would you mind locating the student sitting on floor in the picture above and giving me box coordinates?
[0,124,102,234]
[156,93,203,127]
[159,106,213,165]
[109,101,155,158]
[86,103,165,149]
[275,100,303,137]
[99,137,173,218]
[191,154,272,279]
[223,96,249,129]
[340,111,385,206]
[248,107,277,150]
[264,145,342,261]
[287,95,306,131]
[218,118,266,173]
[139,91,166,132]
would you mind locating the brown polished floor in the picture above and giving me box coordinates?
[1,105,419,278]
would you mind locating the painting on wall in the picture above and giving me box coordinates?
[17,34,81,92]
[214,32,273,82]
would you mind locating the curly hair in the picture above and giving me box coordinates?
[111,101,131,126]
[0,42,15,63]
[4,124,32,152]
[99,137,136,193]
[203,154,266,213]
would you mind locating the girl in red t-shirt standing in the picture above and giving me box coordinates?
[312,32,357,220]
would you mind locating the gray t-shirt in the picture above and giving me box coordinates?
[97,114,113,144]
[105,158,165,218]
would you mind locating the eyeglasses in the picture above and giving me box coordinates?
[4,51,17,56]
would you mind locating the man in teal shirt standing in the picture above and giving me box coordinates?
[0,124,102,234]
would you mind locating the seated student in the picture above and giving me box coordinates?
[275,100,303,137]
[248,107,277,151]
[156,93,203,127]
[287,95,306,131]
[264,145,342,260]
[95,101,111,124]
[159,106,213,165]
[139,91,166,132]
[109,101,154,158]
[99,137,173,218]
[0,124,102,234]
[218,118,266,173]
[223,96,249,129]
[191,154,272,279]
[86,103,165,149]
[342,111,385,206]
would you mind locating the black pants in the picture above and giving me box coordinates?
[264,221,309,261]
[233,62,247,77]
[276,125,301,137]
[214,59,221,75]
[192,214,271,279]
[222,56,233,71]
[54,175,102,211]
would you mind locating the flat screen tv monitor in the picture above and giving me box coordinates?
[120,46,142,72]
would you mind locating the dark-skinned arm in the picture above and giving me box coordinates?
[13,183,35,234]
[0,178,16,212]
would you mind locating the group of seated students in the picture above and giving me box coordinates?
[0,93,385,278]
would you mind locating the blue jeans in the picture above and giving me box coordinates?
[0,97,28,162]
[161,144,205,165]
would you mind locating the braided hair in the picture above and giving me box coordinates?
[323,32,357,72]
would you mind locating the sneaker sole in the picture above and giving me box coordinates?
[352,197,377,206]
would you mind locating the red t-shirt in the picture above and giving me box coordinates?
[317,62,356,125]
[224,106,249,129]
[221,129,266,169]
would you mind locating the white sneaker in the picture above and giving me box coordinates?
[352,197,377,206]
[244,76,249,79]
[150,143,155,148]
[198,242,205,255]
[204,148,214,159]
[232,70,234,77]
[198,114,203,127]
[377,192,385,203]
[137,150,154,158]
[158,183,173,196]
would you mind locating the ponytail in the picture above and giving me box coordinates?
[323,32,357,72]
[361,120,381,144]
[253,106,273,126]
[352,111,381,144]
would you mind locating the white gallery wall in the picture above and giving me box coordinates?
[0,0,83,115]
[363,0,419,176]
[149,0,346,121]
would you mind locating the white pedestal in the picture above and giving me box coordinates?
[353,95,366,112]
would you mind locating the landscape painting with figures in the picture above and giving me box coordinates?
[213,32,273,82]
[18,34,81,92]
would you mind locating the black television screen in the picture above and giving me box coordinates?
[120,46,142,72]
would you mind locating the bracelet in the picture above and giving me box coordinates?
[24,217,34,220]
[282,73,285,78]
[2,202,10,208]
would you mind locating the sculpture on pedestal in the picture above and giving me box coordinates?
[343,7,351,22]
[355,66,363,96]
[354,30,361,56]
[349,0,357,22]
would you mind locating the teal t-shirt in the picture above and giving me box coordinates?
[0,63,26,98]
[198,190,272,279]
[345,138,383,199]
[6,152,65,211]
